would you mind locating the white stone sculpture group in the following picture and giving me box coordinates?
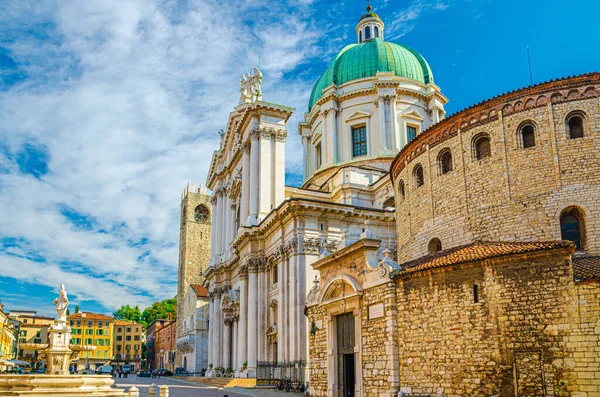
[239,68,263,104]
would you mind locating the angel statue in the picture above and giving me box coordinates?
[245,72,253,99]
[53,283,69,325]
[252,67,263,95]
[239,74,250,103]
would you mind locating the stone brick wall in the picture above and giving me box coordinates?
[571,281,600,397]
[391,74,600,262]
[360,282,398,397]
[394,251,578,397]
[307,304,328,396]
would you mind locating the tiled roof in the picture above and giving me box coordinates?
[68,312,114,321]
[115,320,142,326]
[394,240,575,277]
[572,254,600,281]
[190,284,208,297]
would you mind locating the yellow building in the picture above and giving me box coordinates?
[9,310,53,364]
[68,312,114,370]
[112,320,143,371]
[0,306,17,368]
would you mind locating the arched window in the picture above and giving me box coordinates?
[374,26,379,38]
[383,197,395,209]
[413,164,424,188]
[473,134,491,161]
[194,204,209,223]
[398,180,405,202]
[520,123,536,148]
[428,238,442,254]
[560,207,585,250]
[567,113,584,139]
[473,284,479,303]
[359,31,362,42]
[365,26,371,40]
[438,149,453,175]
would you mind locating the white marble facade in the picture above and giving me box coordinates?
[203,10,446,379]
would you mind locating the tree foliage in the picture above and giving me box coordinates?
[113,298,176,328]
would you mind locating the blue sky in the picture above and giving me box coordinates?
[0,0,598,316]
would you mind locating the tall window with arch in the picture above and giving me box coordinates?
[413,164,424,188]
[194,204,209,223]
[374,26,379,38]
[473,134,491,161]
[316,142,322,168]
[519,123,536,148]
[567,113,585,139]
[560,207,585,250]
[365,26,371,40]
[438,149,453,175]
[272,263,278,284]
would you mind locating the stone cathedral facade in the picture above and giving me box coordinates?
[196,5,600,397]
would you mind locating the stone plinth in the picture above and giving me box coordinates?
[0,375,126,396]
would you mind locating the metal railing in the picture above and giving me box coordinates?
[256,360,306,386]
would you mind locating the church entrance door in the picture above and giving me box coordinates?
[336,312,355,397]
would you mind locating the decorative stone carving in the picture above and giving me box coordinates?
[304,237,339,255]
[239,68,263,104]
[375,248,402,277]
[306,275,320,305]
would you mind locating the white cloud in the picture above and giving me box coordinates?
[0,0,321,312]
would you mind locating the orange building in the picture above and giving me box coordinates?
[68,312,114,370]
[112,320,143,371]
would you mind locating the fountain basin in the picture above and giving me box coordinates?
[0,374,127,396]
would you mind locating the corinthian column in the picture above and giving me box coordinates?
[240,144,250,228]
[207,294,215,368]
[223,318,232,369]
[379,96,387,151]
[248,132,259,226]
[390,95,399,149]
[246,261,259,377]
[237,267,248,373]
[213,291,222,368]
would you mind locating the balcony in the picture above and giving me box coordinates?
[176,333,195,353]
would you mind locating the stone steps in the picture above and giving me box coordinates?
[178,377,257,389]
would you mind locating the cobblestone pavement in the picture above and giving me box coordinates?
[113,376,302,397]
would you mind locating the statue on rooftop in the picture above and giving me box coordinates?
[53,283,69,326]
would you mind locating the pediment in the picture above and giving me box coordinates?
[403,110,424,121]
[346,111,372,122]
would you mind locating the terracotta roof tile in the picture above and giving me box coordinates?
[67,312,114,321]
[190,284,208,297]
[115,320,142,326]
[572,254,600,281]
[394,240,575,276]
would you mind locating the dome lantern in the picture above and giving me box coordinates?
[356,1,384,43]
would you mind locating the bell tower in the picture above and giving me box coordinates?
[176,183,212,339]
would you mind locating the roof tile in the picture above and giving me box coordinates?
[572,254,600,281]
[394,240,575,276]
[190,284,208,297]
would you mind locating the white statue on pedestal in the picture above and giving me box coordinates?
[53,283,69,329]
[239,67,263,104]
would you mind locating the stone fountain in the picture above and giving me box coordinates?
[0,284,136,396]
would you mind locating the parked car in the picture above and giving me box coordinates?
[157,368,173,376]
[174,367,186,375]
[137,370,151,378]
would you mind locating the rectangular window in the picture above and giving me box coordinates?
[116,335,122,341]
[70,320,74,326]
[126,327,131,333]
[19,331,26,337]
[134,344,139,351]
[117,328,122,333]
[98,321,102,327]
[97,329,103,335]
[19,338,26,343]
[77,320,81,326]
[351,126,368,157]
[85,338,93,345]
[86,329,93,335]
[126,335,131,341]
[106,339,110,346]
[88,321,92,327]
[315,142,322,168]
[407,125,417,142]
[34,338,41,343]
[134,335,140,341]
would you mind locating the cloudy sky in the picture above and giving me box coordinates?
[1,0,598,316]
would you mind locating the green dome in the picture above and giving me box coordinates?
[308,38,434,111]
